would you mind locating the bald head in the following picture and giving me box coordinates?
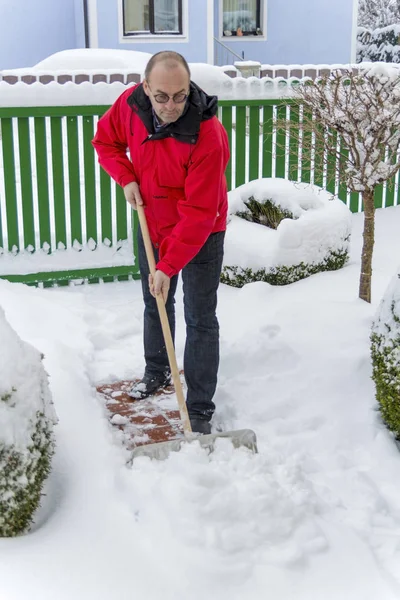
[144,51,191,82]
[143,51,191,125]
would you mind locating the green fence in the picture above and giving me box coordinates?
[0,99,399,287]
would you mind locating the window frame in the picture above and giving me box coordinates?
[221,0,264,39]
[122,0,183,37]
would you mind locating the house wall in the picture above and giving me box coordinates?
[215,0,356,65]
[96,0,208,62]
[0,0,356,72]
[0,0,80,70]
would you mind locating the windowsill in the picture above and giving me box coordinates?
[121,33,187,42]
[220,35,266,42]
[123,32,185,37]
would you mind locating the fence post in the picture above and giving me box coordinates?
[234,61,261,78]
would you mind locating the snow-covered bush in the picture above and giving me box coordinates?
[221,178,352,288]
[357,24,400,63]
[0,308,57,537]
[358,0,400,30]
[371,270,400,437]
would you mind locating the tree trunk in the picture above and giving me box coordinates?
[359,189,375,303]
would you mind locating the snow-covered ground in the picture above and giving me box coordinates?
[1,203,400,599]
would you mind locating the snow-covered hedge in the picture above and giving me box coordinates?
[357,25,400,63]
[221,178,352,288]
[0,308,57,537]
[371,270,400,437]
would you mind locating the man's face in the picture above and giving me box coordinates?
[143,63,190,125]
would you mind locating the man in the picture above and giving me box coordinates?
[92,51,229,434]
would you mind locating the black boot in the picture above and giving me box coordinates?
[190,418,211,435]
[129,371,171,399]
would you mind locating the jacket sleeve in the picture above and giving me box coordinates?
[92,91,137,188]
[156,126,229,277]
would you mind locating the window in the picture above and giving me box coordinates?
[123,0,183,36]
[223,0,262,37]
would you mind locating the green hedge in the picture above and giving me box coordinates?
[0,315,56,538]
[371,273,400,437]
[0,403,55,537]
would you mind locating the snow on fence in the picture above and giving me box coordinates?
[0,68,142,86]
[0,74,399,287]
[0,63,365,85]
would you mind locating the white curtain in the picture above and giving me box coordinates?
[154,0,179,32]
[124,0,149,32]
[223,0,257,33]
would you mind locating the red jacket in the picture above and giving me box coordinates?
[92,82,230,277]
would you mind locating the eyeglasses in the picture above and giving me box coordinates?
[148,86,189,104]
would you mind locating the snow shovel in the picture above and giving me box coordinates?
[131,203,258,461]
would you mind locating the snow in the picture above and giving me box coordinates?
[234,60,261,67]
[0,48,371,107]
[1,202,400,598]
[372,267,400,340]
[2,53,400,599]
[0,75,301,106]
[358,0,400,29]
[0,80,129,108]
[0,51,317,107]
[188,62,233,96]
[0,306,56,449]
[32,48,153,72]
[364,62,400,81]
[0,240,134,275]
[224,179,351,272]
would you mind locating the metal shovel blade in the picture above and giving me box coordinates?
[128,428,258,463]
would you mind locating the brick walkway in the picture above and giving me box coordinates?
[96,377,184,451]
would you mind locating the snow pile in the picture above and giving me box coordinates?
[188,62,233,96]
[127,440,326,564]
[222,178,352,287]
[0,306,57,537]
[0,239,135,276]
[371,267,400,437]
[32,48,153,72]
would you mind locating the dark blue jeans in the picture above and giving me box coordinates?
[137,227,225,421]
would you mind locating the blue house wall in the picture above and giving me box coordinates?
[214,0,356,65]
[0,0,357,71]
[0,0,82,70]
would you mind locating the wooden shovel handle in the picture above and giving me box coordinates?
[136,203,192,435]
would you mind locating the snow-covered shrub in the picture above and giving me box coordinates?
[357,24,400,63]
[371,270,400,436]
[358,0,400,30]
[221,178,352,288]
[0,308,57,537]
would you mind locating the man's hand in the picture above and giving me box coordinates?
[149,270,170,303]
[123,181,143,209]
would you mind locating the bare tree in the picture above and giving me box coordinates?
[358,0,400,28]
[279,66,400,303]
